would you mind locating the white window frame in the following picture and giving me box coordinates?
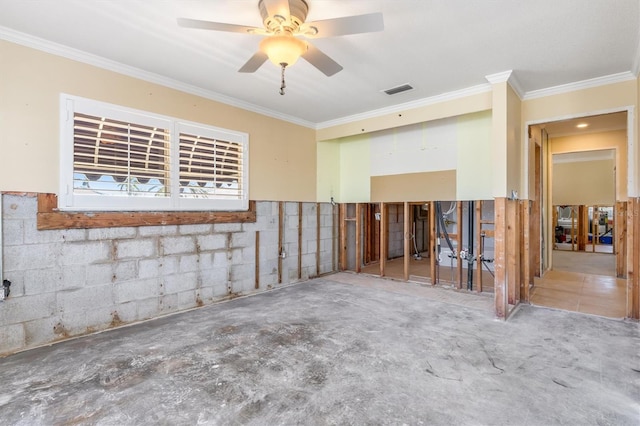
[59,94,249,212]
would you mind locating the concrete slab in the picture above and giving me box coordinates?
[1,273,638,425]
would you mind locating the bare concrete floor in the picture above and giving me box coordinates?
[1,273,639,425]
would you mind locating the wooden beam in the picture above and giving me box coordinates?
[475,201,482,292]
[457,201,463,290]
[298,202,303,280]
[356,203,362,273]
[429,201,437,285]
[339,204,347,271]
[521,201,531,303]
[255,231,260,290]
[627,198,640,319]
[316,203,321,278]
[507,199,520,305]
[37,194,257,230]
[278,201,284,284]
[380,202,387,277]
[404,202,410,281]
[494,197,507,319]
[616,201,626,278]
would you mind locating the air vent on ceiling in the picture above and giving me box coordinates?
[382,83,414,95]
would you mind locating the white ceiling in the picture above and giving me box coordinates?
[0,0,639,127]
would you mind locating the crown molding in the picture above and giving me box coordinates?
[523,72,637,100]
[0,26,315,129]
[484,70,524,99]
[315,83,492,130]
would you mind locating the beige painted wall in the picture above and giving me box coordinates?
[550,130,627,201]
[552,159,615,205]
[456,110,493,200]
[0,41,318,201]
[316,140,341,202]
[507,84,522,196]
[371,170,456,202]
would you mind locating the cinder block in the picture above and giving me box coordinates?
[61,241,111,266]
[179,254,199,272]
[259,273,278,288]
[24,219,87,244]
[200,268,228,294]
[0,323,25,355]
[0,293,56,324]
[230,278,254,294]
[3,219,24,246]
[213,251,229,269]
[160,256,179,276]
[159,293,179,313]
[86,263,115,287]
[197,253,214,271]
[177,290,197,310]
[114,278,159,303]
[88,227,137,241]
[241,247,256,263]
[113,261,138,282]
[4,243,57,271]
[136,297,160,320]
[116,238,157,259]
[164,272,197,294]
[213,223,242,233]
[285,202,298,215]
[23,316,59,348]
[179,224,212,235]
[138,225,178,237]
[3,271,25,298]
[25,267,63,294]
[198,285,214,303]
[197,234,227,251]
[230,263,253,282]
[2,194,36,219]
[231,231,251,249]
[162,235,195,255]
[138,258,161,279]
[109,301,137,325]
[58,285,113,314]
[255,201,275,216]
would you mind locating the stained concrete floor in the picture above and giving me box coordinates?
[1,273,639,425]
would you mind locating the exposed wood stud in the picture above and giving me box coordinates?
[316,202,321,277]
[627,198,639,319]
[475,201,482,292]
[278,201,284,284]
[356,203,362,273]
[429,201,436,285]
[457,201,463,289]
[506,199,520,305]
[339,203,347,271]
[521,201,531,302]
[380,202,387,277]
[298,202,303,280]
[403,202,410,281]
[494,197,507,319]
[616,202,626,278]
[255,231,260,290]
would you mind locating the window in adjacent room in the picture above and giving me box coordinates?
[59,94,248,211]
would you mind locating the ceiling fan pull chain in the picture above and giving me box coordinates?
[279,63,286,95]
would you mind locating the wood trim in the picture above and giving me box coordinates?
[36,193,256,230]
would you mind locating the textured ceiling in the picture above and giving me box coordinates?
[0,0,638,127]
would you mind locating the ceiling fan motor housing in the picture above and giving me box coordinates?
[259,0,309,34]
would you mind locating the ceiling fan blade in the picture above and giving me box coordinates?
[260,0,291,23]
[301,43,343,77]
[177,17,265,35]
[238,51,269,73]
[300,13,384,38]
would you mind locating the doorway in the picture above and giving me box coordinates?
[529,112,627,318]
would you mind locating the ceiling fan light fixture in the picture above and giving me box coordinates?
[260,35,307,67]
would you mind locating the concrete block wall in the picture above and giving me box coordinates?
[0,195,336,355]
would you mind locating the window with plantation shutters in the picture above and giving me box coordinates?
[60,95,249,211]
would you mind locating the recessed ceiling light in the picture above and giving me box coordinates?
[576,123,588,128]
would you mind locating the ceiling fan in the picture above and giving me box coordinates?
[177,0,384,94]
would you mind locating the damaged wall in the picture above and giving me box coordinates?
[0,194,336,356]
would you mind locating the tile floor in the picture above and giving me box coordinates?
[530,270,626,318]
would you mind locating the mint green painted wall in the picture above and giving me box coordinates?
[457,110,493,200]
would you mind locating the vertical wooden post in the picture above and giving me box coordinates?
[456,201,464,289]
[521,201,531,302]
[429,201,437,285]
[356,203,362,273]
[475,201,482,292]
[494,197,508,319]
[507,199,521,305]
[404,202,410,281]
[316,203,321,277]
[380,202,387,277]
[627,199,640,319]
[616,201,627,278]
[339,203,347,271]
[255,231,260,289]
[578,205,588,251]
[298,202,303,280]
[278,201,284,284]
[571,206,576,251]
